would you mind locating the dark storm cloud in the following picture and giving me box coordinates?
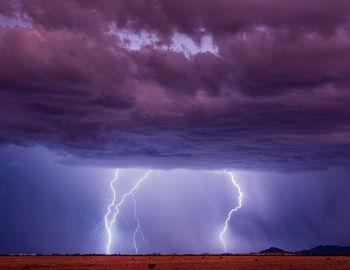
[1,0,350,170]
[7,0,350,38]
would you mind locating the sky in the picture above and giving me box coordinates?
[0,0,350,254]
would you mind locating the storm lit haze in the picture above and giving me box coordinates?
[0,0,349,255]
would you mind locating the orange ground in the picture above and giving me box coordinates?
[1,255,350,270]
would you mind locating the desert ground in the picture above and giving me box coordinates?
[0,255,350,270]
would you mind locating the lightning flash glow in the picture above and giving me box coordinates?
[219,171,243,252]
[105,169,241,254]
[104,170,152,254]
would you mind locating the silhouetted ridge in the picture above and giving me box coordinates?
[259,247,286,253]
[299,245,350,255]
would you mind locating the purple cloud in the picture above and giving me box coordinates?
[1,1,350,170]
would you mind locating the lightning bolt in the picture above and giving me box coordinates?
[219,171,243,252]
[104,169,120,255]
[131,192,148,254]
[105,170,152,254]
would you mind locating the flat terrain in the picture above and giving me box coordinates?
[1,255,350,270]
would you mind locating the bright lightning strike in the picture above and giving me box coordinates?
[219,171,243,252]
[104,169,120,255]
[105,170,152,254]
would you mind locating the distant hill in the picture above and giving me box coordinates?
[259,247,286,253]
[259,245,350,255]
[298,245,350,255]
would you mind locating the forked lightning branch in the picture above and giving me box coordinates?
[104,170,243,254]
